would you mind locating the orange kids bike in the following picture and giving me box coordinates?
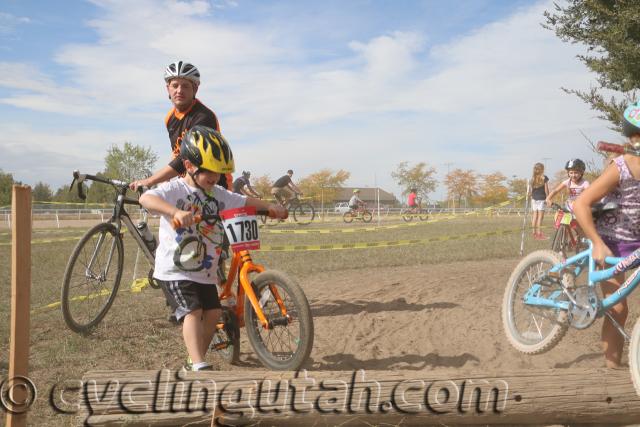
[177,211,314,371]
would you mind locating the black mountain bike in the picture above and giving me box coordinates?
[60,171,263,368]
[261,193,315,225]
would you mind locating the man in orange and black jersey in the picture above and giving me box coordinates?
[130,61,232,191]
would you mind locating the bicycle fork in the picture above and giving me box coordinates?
[237,252,290,329]
[86,230,118,282]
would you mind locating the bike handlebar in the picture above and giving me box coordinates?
[172,209,274,229]
[70,170,143,201]
[597,140,640,156]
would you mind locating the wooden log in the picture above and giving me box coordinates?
[72,368,640,426]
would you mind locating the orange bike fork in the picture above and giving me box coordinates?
[235,250,289,329]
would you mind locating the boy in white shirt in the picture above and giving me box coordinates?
[140,126,286,371]
[349,189,365,211]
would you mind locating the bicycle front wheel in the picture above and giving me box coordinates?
[293,202,315,225]
[418,210,428,221]
[244,270,314,370]
[551,225,567,254]
[61,222,124,333]
[362,210,373,223]
[502,250,571,354]
[630,318,640,397]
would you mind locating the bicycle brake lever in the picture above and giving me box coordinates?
[70,170,87,200]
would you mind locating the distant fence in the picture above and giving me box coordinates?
[0,206,534,228]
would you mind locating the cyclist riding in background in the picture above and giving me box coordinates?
[407,188,419,209]
[233,171,261,198]
[349,189,366,212]
[130,60,232,191]
[546,158,590,211]
[271,169,302,206]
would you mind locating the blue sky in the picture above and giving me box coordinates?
[0,0,621,200]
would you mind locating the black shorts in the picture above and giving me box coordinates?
[157,279,221,322]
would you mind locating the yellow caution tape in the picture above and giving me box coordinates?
[258,228,519,252]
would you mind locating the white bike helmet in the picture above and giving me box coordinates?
[164,61,200,86]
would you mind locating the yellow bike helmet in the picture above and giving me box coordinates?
[180,126,235,174]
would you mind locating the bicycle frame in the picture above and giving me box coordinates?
[218,249,288,329]
[524,241,640,315]
[73,171,155,267]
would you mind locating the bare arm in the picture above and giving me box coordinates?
[130,165,179,191]
[139,193,194,227]
[241,185,261,198]
[573,164,619,266]
[545,181,566,206]
[288,182,302,194]
[245,197,287,219]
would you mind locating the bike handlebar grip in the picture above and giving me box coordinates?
[172,213,203,229]
[597,141,625,154]
[77,181,86,200]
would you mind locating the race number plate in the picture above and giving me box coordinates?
[220,207,260,251]
[560,212,573,225]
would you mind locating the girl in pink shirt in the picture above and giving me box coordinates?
[574,100,640,368]
[546,158,590,211]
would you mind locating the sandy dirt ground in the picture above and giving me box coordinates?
[210,258,640,372]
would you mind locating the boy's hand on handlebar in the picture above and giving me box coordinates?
[268,204,288,219]
[129,179,149,192]
[592,241,614,267]
[172,210,195,229]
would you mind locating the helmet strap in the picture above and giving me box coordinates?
[188,169,214,198]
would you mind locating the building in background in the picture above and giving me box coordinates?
[334,187,398,207]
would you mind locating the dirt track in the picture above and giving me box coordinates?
[264,258,640,372]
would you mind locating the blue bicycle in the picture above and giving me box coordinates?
[502,240,640,396]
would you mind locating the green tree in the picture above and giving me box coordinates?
[544,1,640,128]
[52,185,85,204]
[32,182,53,202]
[86,173,114,204]
[391,162,438,200]
[104,141,158,182]
[0,170,16,206]
[298,169,350,203]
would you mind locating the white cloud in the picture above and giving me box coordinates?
[0,12,30,35]
[0,0,622,198]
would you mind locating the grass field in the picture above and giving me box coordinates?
[0,214,551,425]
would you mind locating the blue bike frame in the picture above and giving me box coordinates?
[524,240,640,314]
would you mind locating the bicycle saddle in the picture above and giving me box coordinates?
[591,201,618,220]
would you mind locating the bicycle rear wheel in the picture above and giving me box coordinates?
[61,222,124,333]
[244,270,314,370]
[293,202,315,225]
[502,250,571,354]
[362,210,373,223]
[343,211,354,223]
[209,307,240,365]
[401,209,413,222]
[630,318,640,397]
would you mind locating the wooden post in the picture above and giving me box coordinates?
[6,185,32,427]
